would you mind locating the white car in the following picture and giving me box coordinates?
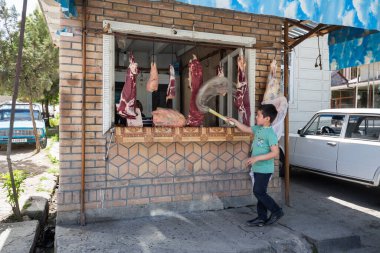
[280,108,380,187]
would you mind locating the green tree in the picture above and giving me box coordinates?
[18,10,58,151]
[0,3,59,151]
[0,0,18,93]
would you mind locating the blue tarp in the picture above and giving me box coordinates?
[177,0,380,69]
[176,0,379,31]
[54,0,77,18]
[329,29,380,70]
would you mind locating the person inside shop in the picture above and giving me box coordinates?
[136,100,146,118]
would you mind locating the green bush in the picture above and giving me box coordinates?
[51,133,59,142]
[1,170,27,209]
[49,113,60,127]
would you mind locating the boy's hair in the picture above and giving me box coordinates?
[258,104,278,124]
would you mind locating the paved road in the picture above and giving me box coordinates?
[290,168,380,212]
[289,168,380,252]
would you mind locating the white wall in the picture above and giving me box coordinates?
[288,36,331,133]
[358,62,380,82]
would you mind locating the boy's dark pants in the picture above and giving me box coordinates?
[253,172,281,220]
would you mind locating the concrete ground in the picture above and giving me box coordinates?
[55,175,380,253]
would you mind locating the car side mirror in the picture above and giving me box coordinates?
[297,128,305,137]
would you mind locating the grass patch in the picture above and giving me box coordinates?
[36,185,49,192]
[40,176,48,181]
[47,167,59,175]
[50,133,59,142]
[47,153,59,165]
[23,201,32,210]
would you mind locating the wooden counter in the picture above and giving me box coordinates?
[115,127,252,143]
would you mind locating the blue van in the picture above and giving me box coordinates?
[0,103,47,149]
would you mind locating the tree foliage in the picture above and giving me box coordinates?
[0,0,19,93]
[0,2,58,151]
[1,170,27,211]
[0,1,59,105]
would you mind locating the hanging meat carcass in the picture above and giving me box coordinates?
[166,64,176,101]
[117,52,143,127]
[146,61,158,92]
[186,55,204,127]
[262,59,288,139]
[217,64,224,77]
[234,52,251,126]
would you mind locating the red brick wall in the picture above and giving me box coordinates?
[57,0,284,224]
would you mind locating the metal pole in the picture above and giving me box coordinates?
[80,0,87,226]
[373,63,375,108]
[283,21,290,206]
[368,64,370,108]
[5,0,28,220]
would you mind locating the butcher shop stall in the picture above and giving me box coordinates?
[49,0,285,223]
[89,19,282,223]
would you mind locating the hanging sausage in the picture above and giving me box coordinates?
[234,51,251,126]
[117,52,143,126]
[186,55,204,127]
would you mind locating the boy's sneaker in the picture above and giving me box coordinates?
[265,209,284,225]
[246,218,266,227]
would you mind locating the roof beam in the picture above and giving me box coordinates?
[286,18,323,37]
[288,23,326,49]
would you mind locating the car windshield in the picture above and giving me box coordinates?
[0,109,40,121]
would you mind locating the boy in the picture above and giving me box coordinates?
[228,104,283,227]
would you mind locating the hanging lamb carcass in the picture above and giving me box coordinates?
[146,61,158,92]
[234,52,251,126]
[186,55,204,127]
[262,59,288,139]
[117,52,143,127]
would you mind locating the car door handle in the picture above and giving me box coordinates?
[327,142,337,146]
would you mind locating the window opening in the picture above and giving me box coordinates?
[346,115,380,141]
[304,114,344,137]
[113,34,240,127]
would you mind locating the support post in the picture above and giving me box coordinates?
[80,0,87,226]
[283,21,290,206]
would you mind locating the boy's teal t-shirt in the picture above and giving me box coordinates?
[250,125,278,173]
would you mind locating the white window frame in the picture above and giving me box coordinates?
[102,20,256,134]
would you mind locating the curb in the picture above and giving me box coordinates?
[0,220,40,253]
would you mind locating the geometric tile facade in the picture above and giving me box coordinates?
[105,141,253,205]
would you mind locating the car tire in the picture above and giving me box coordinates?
[41,139,47,149]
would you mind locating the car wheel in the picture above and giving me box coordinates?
[41,139,47,149]
[279,151,285,177]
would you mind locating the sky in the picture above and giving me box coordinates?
[5,0,39,17]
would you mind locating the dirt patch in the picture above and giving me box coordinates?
[0,144,53,176]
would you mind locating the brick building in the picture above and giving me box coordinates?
[40,0,284,224]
